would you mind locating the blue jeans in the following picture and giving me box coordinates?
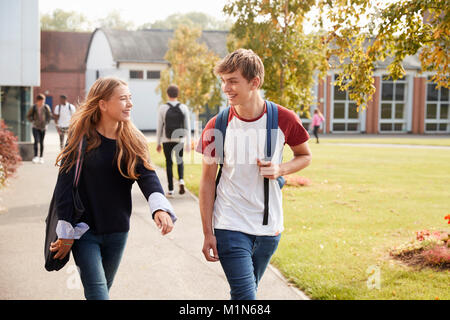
[71,230,128,300]
[214,229,281,300]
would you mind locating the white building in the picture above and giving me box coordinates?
[85,28,228,131]
[0,0,40,141]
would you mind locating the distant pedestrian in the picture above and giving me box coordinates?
[156,84,191,197]
[26,93,52,164]
[50,77,177,300]
[53,95,76,150]
[311,108,325,143]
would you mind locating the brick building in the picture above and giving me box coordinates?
[33,31,91,110]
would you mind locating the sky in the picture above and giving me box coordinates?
[39,0,231,26]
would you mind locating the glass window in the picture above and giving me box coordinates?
[426,123,437,131]
[334,103,345,119]
[394,123,403,131]
[382,83,393,100]
[381,103,392,119]
[334,86,346,100]
[441,87,449,101]
[426,104,437,119]
[380,123,392,131]
[395,83,405,100]
[130,70,144,79]
[147,71,161,79]
[440,104,448,119]
[427,84,439,101]
[333,123,345,131]
[439,124,447,131]
[347,123,358,131]
[348,103,358,119]
[395,103,404,119]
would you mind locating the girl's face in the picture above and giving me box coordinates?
[100,84,133,122]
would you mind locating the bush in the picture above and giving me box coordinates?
[0,119,22,188]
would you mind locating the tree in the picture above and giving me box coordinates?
[40,9,92,32]
[318,0,449,108]
[138,12,232,31]
[157,25,223,132]
[98,10,135,30]
[225,0,448,111]
[224,0,328,114]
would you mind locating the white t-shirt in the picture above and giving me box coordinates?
[197,103,309,236]
[54,103,76,128]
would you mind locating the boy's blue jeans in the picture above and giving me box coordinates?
[214,229,281,300]
[71,230,128,300]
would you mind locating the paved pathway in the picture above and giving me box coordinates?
[0,124,308,300]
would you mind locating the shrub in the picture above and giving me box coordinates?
[0,119,22,188]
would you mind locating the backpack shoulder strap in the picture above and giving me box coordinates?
[265,100,278,160]
[214,106,230,165]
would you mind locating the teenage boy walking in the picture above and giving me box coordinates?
[156,84,191,197]
[196,49,312,300]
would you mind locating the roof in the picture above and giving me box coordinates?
[41,31,91,72]
[95,28,229,63]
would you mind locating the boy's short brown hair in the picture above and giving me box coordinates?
[36,94,45,101]
[167,84,179,98]
[214,49,265,88]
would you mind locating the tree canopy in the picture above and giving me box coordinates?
[157,25,223,114]
[224,0,449,112]
[139,11,232,31]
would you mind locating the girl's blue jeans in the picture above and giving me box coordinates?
[71,230,128,300]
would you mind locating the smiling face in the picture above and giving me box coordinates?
[220,70,260,106]
[99,84,133,122]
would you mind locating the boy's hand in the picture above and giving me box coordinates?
[257,159,282,180]
[156,144,162,153]
[202,234,219,262]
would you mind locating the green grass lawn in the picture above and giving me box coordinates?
[148,141,450,300]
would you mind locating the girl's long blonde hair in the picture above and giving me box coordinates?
[56,77,153,179]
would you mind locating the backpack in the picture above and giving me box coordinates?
[164,103,185,139]
[214,100,285,225]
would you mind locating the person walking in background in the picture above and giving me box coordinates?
[196,49,312,300]
[50,77,176,300]
[53,94,76,150]
[156,84,191,197]
[311,108,325,144]
[26,94,52,164]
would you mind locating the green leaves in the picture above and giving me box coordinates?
[157,25,223,113]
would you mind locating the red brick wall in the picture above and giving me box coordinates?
[34,71,86,109]
[366,76,380,133]
[412,77,426,134]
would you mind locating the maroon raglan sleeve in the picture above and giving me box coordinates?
[277,105,310,146]
[195,116,217,158]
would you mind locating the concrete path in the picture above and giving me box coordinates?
[0,123,308,300]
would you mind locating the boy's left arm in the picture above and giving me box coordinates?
[257,142,312,179]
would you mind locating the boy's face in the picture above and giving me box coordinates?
[220,70,259,106]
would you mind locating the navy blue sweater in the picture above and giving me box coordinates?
[54,133,165,235]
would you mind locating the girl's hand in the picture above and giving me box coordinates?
[49,238,74,260]
[154,210,174,235]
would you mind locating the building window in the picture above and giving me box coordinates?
[147,71,161,79]
[425,76,449,133]
[331,75,360,132]
[379,75,407,132]
[130,70,144,79]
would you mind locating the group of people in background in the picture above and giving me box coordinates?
[26,94,76,163]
